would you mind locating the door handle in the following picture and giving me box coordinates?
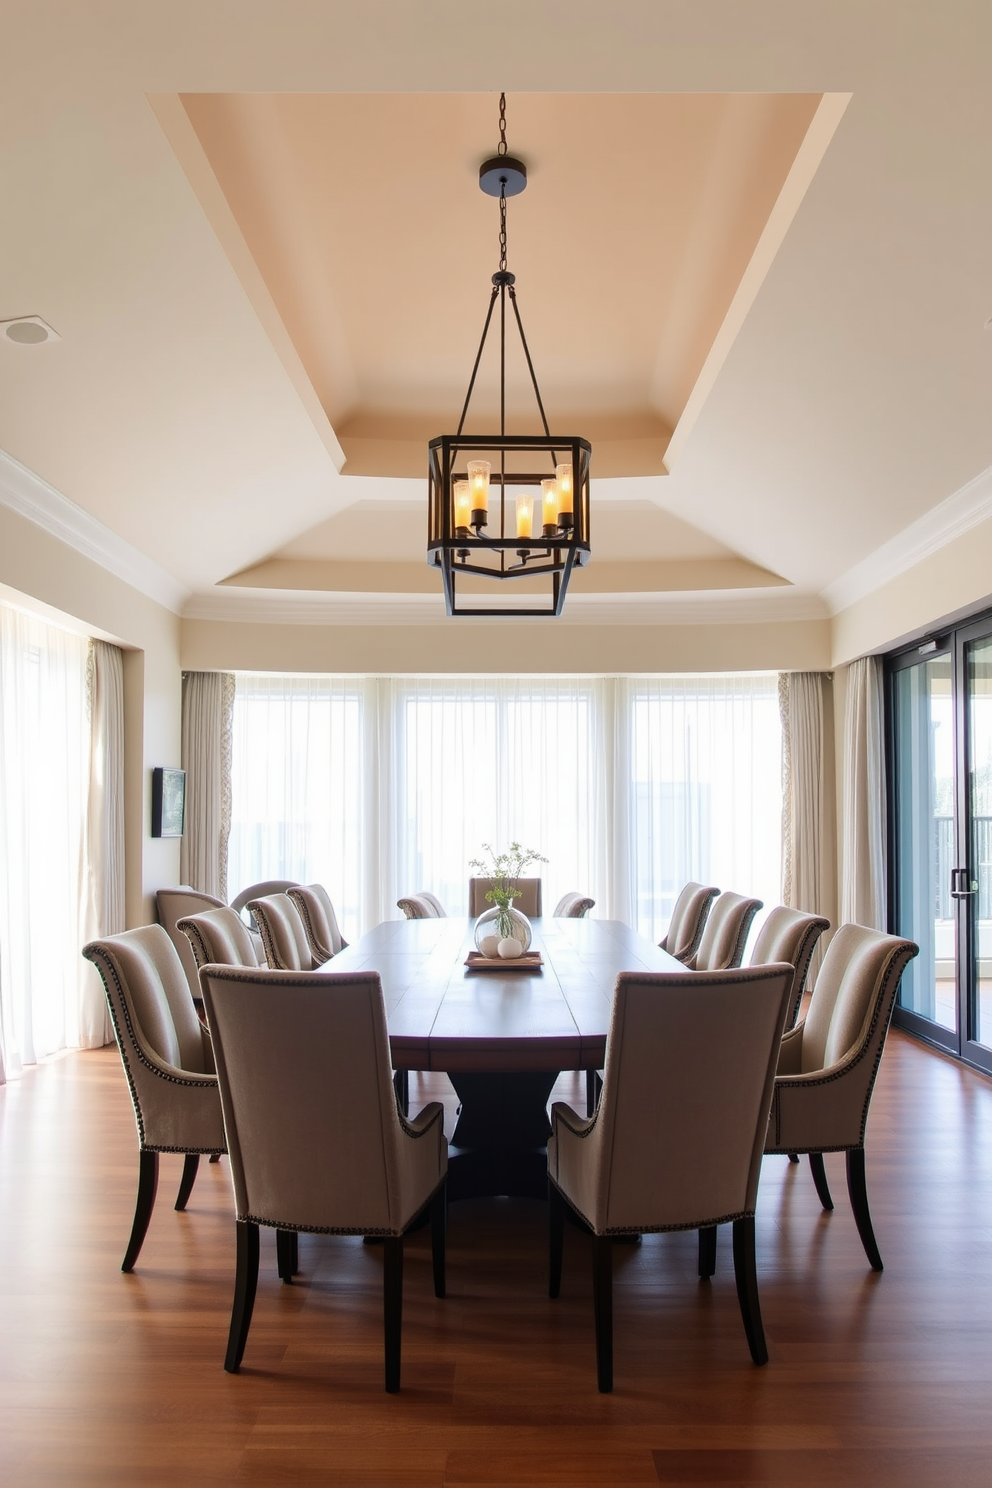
[950,867,978,899]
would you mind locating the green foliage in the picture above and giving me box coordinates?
[469,842,548,928]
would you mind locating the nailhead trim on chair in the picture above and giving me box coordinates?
[286,892,332,961]
[240,1177,447,1238]
[83,946,224,1155]
[548,1177,753,1237]
[767,945,916,1151]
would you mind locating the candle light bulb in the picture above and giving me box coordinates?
[467,460,490,526]
[542,478,558,536]
[515,493,534,541]
[454,480,471,535]
[556,461,573,528]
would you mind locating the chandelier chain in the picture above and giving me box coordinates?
[498,91,507,156]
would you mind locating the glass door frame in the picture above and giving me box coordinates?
[887,619,992,1076]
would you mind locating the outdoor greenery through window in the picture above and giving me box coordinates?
[229,673,782,943]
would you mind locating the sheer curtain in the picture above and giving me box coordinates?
[229,672,781,946]
[0,604,90,1078]
[779,671,832,976]
[80,640,125,1048]
[841,657,887,929]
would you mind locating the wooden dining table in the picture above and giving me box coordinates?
[328,915,679,1200]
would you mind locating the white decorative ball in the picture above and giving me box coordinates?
[479,934,500,959]
[498,937,523,959]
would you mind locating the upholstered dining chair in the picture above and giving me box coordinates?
[397,894,441,920]
[417,892,447,917]
[177,906,262,972]
[229,879,301,918]
[286,883,348,961]
[659,882,719,963]
[156,887,226,1002]
[199,964,448,1391]
[553,892,595,918]
[548,963,794,1391]
[688,891,763,972]
[82,925,226,1271]
[468,877,543,917]
[765,924,918,1271]
[749,906,831,1028]
[247,893,317,971]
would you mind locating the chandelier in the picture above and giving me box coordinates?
[428,94,591,617]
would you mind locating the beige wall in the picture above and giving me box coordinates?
[0,505,182,924]
[831,513,992,666]
[181,614,832,674]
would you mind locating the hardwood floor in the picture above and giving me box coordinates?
[1,1033,991,1485]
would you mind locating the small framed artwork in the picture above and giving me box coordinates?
[151,767,186,838]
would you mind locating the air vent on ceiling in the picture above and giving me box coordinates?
[1,315,61,345]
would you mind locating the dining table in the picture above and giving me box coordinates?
[327,915,680,1201]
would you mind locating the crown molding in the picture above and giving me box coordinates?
[182,586,828,628]
[0,448,190,614]
[823,464,992,616]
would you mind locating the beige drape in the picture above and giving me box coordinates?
[80,640,125,1048]
[180,672,236,900]
[780,672,832,971]
[841,656,887,930]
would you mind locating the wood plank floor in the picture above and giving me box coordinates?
[1,1032,991,1485]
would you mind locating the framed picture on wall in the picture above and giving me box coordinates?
[151,767,186,838]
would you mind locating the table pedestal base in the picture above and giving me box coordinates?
[445,1070,558,1201]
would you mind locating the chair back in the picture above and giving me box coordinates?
[749,906,830,1027]
[287,884,348,960]
[691,891,763,971]
[84,924,209,1076]
[553,892,595,918]
[177,907,261,971]
[417,892,447,917]
[199,966,443,1234]
[229,880,302,917]
[558,964,793,1233]
[799,924,918,1075]
[156,887,226,999]
[397,894,440,920]
[247,893,315,970]
[660,882,719,961]
[468,877,543,917]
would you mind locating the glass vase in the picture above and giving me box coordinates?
[473,905,533,956]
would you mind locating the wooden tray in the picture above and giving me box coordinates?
[464,950,544,971]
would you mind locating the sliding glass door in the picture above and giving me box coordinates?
[890,618,992,1073]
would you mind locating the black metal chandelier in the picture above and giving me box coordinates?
[428,94,591,618]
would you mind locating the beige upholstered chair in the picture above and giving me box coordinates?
[765,924,918,1270]
[247,893,316,971]
[177,907,261,971]
[468,876,543,917]
[286,883,348,961]
[548,963,794,1390]
[397,894,440,920]
[417,892,447,917]
[199,965,448,1390]
[82,926,226,1271]
[749,906,831,1028]
[229,879,301,918]
[156,887,226,1002]
[659,882,719,962]
[553,892,595,918]
[688,891,763,972]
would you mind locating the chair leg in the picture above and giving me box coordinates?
[592,1235,613,1392]
[209,1153,222,1164]
[549,1182,565,1298]
[276,1229,298,1283]
[225,1221,260,1373]
[698,1225,717,1278]
[430,1183,446,1299]
[122,1150,159,1273]
[846,1147,883,1272]
[732,1216,768,1366]
[174,1154,199,1211]
[809,1152,835,1210]
[383,1235,404,1393]
[787,1153,800,1164]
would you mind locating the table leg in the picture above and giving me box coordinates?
[445,1070,559,1201]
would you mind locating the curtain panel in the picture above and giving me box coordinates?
[80,640,125,1048]
[841,656,887,930]
[228,673,783,946]
[180,671,236,900]
[779,671,833,971]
